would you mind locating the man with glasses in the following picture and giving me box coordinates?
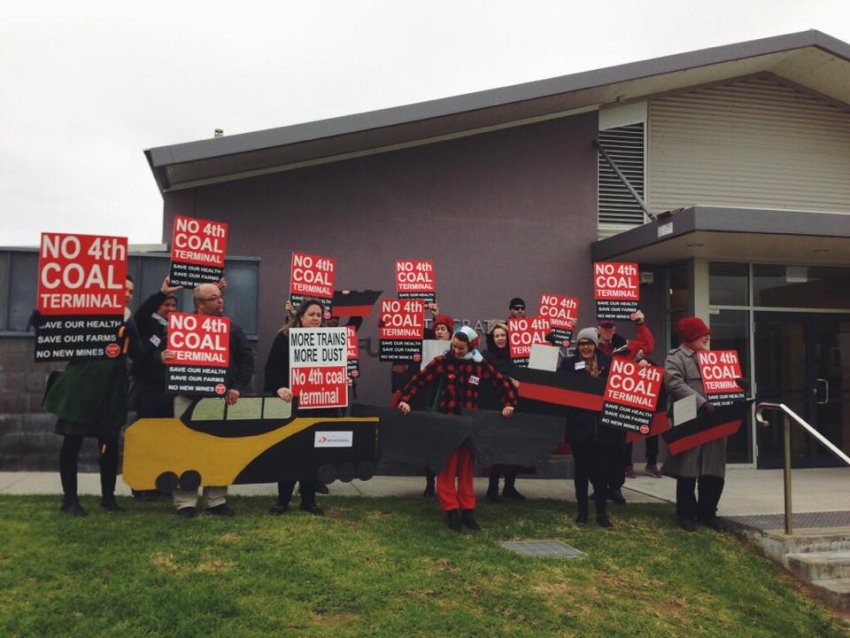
[170,281,254,518]
[507,297,526,321]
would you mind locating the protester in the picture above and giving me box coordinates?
[481,321,525,502]
[560,327,617,528]
[397,326,518,532]
[168,281,254,518]
[662,316,727,532]
[43,276,140,516]
[507,297,526,321]
[264,298,333,516]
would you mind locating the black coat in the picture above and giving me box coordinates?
[560,352,622,445]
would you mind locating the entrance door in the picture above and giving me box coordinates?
[754,313,850,467]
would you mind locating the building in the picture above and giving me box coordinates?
[3,30,849,469]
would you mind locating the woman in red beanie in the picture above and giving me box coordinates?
[662,316,727,532]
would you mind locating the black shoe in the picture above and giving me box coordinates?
[596,515,614,529]
[575,509,589,525]
[60,497,88,517]
[268,502,289,515]
[486,487,501,503]
[100,495,125,512]
[608,489,626,505]
[315,483,330,495]
[502,484,526,501]
[300,502,324,516]
[700,516,728,532]
[423,478,435,497]
[461,509,481,532]
[679,517,697,532]
[206,503,235,517]
[446,509,462,532]
[176,507,196,518]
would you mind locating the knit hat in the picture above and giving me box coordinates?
[433,314,454,333]
[575,327,599,345]
[678,316,711,343]
[453,325,480,349]
[509,297,526,309]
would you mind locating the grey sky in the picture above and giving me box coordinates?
[2,0,848,246]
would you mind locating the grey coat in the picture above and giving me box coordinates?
[661,344,727,479]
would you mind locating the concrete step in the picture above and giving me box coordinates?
[810,577,850,613]
[786,550,850,582]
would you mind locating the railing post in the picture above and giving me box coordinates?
[783,414,793,535]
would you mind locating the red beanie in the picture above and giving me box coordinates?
[678,316,711,343]
[433,314,454,332]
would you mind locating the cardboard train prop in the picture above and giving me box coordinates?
[123,368,750,492]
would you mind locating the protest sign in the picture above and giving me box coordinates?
[538,293,579,347]
[508,316,551,367]
[697,350,745,406]
[346,325,360,379]
[34,232,128,361]
[379,299,424,362]
[594,262,639,320]
[168,215,228,287]
[290,252,335,315]
[395,260,436,303]
[165,312,230,396]
[289,327,348,409]
[600,357,663,434]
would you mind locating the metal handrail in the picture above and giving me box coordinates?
[755,402,850,535]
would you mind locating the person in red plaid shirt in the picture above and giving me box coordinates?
[398,326,518,532]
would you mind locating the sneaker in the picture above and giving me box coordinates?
[299,503,324,516]
[268,502,289,515]
[608,489,626,505]
[206,503,235,517]
[176,507,196,518]
[596,515,614,529]
[501,484,526,501]
[446,509,462,532]
[460,509,481,532]
[624,465,637,479]
[645,464,663,478]
[100,495,125,512]
[679,517,697,532]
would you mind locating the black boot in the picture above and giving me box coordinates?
[100,494,125,512]
[595,502,613,528]
[501,476,525,500]
[575,506,589,525]
[60,495,88,517]
[446,509,462,532]
[423,473,435,497]
[461,509,481,532]
[486,475,501,503]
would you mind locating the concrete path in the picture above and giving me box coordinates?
[2,466,848,516]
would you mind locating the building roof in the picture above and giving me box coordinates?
[145,30,850,193]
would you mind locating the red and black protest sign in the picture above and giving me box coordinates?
[663,402,748,455]
[508,316,551,367]
[538,293,579,348]
[165,312,230,396]
[290,252,335,315]
[698,350,745,406]
[594,262,639,321]
[331,289,382,318]
[600,357,663,434]
[169,215,228,288]
[289,327,349,409]
[34,232,128,361]
[346,325,360,380]
[395,260,436,303]
[379,299,424,362]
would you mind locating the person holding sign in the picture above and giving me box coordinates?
[560,327,618,528]
[43,276,141,516]
[264,299,332,516]
[662,317,727,532]
[397,326,518,533]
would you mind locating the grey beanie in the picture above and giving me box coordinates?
[575,327,599,345]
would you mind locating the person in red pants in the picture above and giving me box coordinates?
[397,326,518,532]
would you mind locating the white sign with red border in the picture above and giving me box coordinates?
[289,327,348,409]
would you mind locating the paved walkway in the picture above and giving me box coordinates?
[2,467,848,516]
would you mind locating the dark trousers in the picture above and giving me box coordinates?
[625,436,659,466]
[675,475,725,521]
[572,441,612,516]
[59,434,119,498]
[277,480,318,507]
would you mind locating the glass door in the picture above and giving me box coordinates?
[754,312,850,467]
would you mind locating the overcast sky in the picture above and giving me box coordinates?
[2,0,848,246]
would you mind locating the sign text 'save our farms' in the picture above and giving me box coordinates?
[594,262,639,321]
[169,215,228,287]
[508,316,551,367]
[697,350,745,406]
[34,232,128,362]
[395,260,436,303]
[165,312,230,396]
[379,299,424,362]
[290,252,335,313]
[289,327,348,409]
[600,357,663,434]
[538,293,579,348]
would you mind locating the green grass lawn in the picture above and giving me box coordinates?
[0,494,847,638]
